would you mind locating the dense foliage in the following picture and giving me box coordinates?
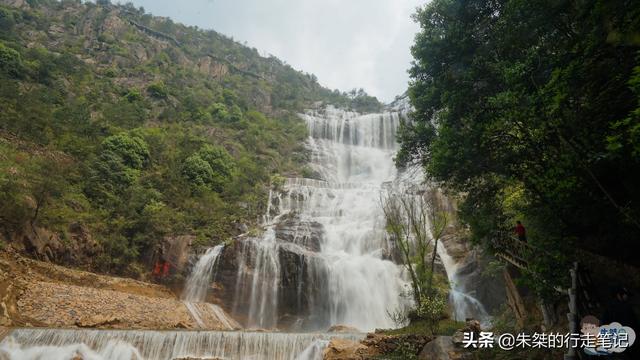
[399,0,640,296]
[0,0,381,276]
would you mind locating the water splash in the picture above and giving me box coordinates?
[0,328,362,360]
[181,245,239,330]
[295,339,329,360]
[436,241,491,324]
[182,245,225,302]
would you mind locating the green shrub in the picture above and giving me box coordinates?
[147,81,168,99]
[182,154,215,188]
[124,89,142,102]
[102,134,149,170]
[0,42,24,78]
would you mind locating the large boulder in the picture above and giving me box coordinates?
[16,224,62,263]
[323,338,375,360]
[419,336,456,360]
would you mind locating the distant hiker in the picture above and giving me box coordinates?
[514,221,527,242]
[153,247,170,280]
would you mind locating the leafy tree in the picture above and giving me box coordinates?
[400,0,640,297]
[182,145,235,192]
[102,133,149,170]
[381,190,449,326]
[182,154,215,188]
[147,81,168,99]
[0,42,23,78]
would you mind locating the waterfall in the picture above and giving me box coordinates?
[436,241,491,324]
[226,102,492,331]
[181,245,240,330]
[227,105,412,331]
[183,245,225,302]
[0,328,362,360]
[295,339,329,360]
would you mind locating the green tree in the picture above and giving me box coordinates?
[400,0,640,296]
[0,42,24,78]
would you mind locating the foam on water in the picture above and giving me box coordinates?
[0,328,362,360]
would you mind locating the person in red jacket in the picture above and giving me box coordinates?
[514,221,527,242]
[152,247,170,280]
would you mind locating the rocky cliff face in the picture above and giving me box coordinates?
[211,214,329,329]
[5,223,100,268]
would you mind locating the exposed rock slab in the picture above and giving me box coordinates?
[17,281,197,329]
[0,250,238,330]
[323,338,376,360]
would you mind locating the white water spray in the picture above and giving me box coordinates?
[0,328,361,360]
[181,245,240,330]
[436,241,491,323]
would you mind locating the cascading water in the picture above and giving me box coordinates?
[226,100,492,331]
[436,241,491,324]
[183,245,225,302]
[181,245,240,329]
[228,104,413,331]
[0,328,361,360]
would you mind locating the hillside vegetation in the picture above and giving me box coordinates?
[0,0,381,276]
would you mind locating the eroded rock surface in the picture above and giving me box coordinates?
[323,338,375,360]
[0,249,236,330]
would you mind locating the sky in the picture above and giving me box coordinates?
[115,0,425,102]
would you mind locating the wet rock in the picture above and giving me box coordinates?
[327,325,361,333]
[275,217,323,252]
[0,327,9,341]
[215,237,330,328]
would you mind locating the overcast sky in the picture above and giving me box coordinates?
[115,0,425,102]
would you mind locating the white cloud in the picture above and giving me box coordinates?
[116,0,425,102]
